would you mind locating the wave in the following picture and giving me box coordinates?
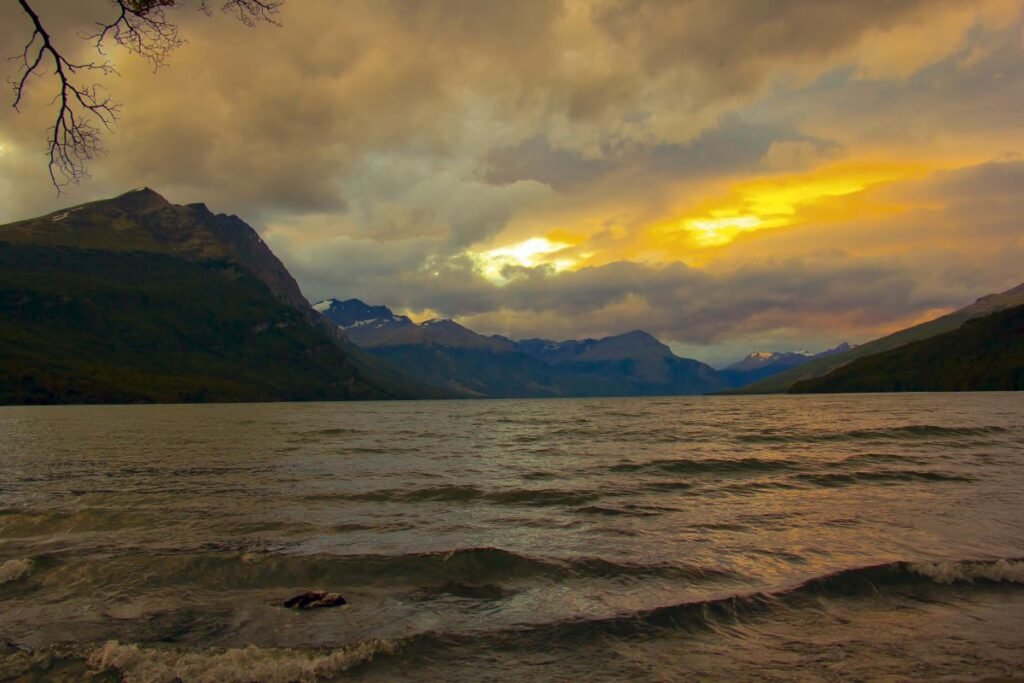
[405,558,1024,647]
[0,507,162,537]
[738,424,1009,444]
[85,639,397,683]
[794,470,973,487]
[832,452,924,466]
[26,547,736,594]
[309,485,598,507]
[575,503,679,517]
[608,457,794,475]
[7,558,1022,678]
[0,558,31,585]
[909,559,1024,584]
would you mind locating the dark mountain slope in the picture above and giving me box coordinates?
[0,188,309,311]
[735,282,1024,393]
[0,245,393,403]
[0,191,442,403]
[790,304,1024,393]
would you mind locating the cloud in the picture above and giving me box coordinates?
[761,139,845,171]
[2,0,1023,363]
[266,158,1024,365]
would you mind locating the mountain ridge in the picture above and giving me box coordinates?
[791,303,1024,393]
[0,191,444,403]
[731,282,1024,394]
[313,297,779,396]
[2,188,310,312]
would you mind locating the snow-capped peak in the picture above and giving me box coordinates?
[312,299,337,313]
[343,317,394,329]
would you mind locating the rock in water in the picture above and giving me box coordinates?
[283,591,347,609]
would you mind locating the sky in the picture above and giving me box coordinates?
[3,0,1024,366]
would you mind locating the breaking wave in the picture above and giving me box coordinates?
[909,559,1024,584]
[0,558,31,585]
[86,639,397,683]
[406,558,1024,646]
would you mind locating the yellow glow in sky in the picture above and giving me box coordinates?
[654,161,926,252]
[687,214,772,247]
[473,237,576,282]
[467,161,935,278]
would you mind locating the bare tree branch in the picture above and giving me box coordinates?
[89,1,184,71]
[210,0,282,27]
[12,0,120,189]
[9,0,284,192]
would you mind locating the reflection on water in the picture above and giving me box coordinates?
[1,394,1023,681]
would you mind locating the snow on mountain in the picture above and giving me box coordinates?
[724,344,853,372]
[312,298,412,329]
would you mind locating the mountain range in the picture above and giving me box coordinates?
[718,345,854,386]
[2,189,1020,403]
[313,298,846,397]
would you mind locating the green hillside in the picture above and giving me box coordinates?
[790,304,1024,393]
[0,243,398,404]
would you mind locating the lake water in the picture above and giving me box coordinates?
[1,394,1023,681]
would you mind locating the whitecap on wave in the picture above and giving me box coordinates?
[910,559,1024,585]
[87,639,398,683]
[0,558,31,585]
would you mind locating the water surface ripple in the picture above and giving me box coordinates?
[1,394,1023,681]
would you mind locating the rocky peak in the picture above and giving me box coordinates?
[0,188,310,314]
[110,187,171,214]
[314,298,411,329]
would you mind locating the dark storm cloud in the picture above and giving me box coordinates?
[2,0,1021,361]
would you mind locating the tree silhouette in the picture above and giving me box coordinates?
[10,0,283,191]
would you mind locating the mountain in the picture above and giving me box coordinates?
[315,299,727,397]
[314,298,413,329]
[791,304,1024,393]
[725,350,813,372]
[0,190,438,404]
[2,187,310,311]
[719,343,853,386]
[733,282,1024,393]
[317,298,514,351]
[520,330,719,388]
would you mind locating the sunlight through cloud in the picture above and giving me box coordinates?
[471,237,576,283]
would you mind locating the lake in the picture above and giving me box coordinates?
[1,394,1023,681]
